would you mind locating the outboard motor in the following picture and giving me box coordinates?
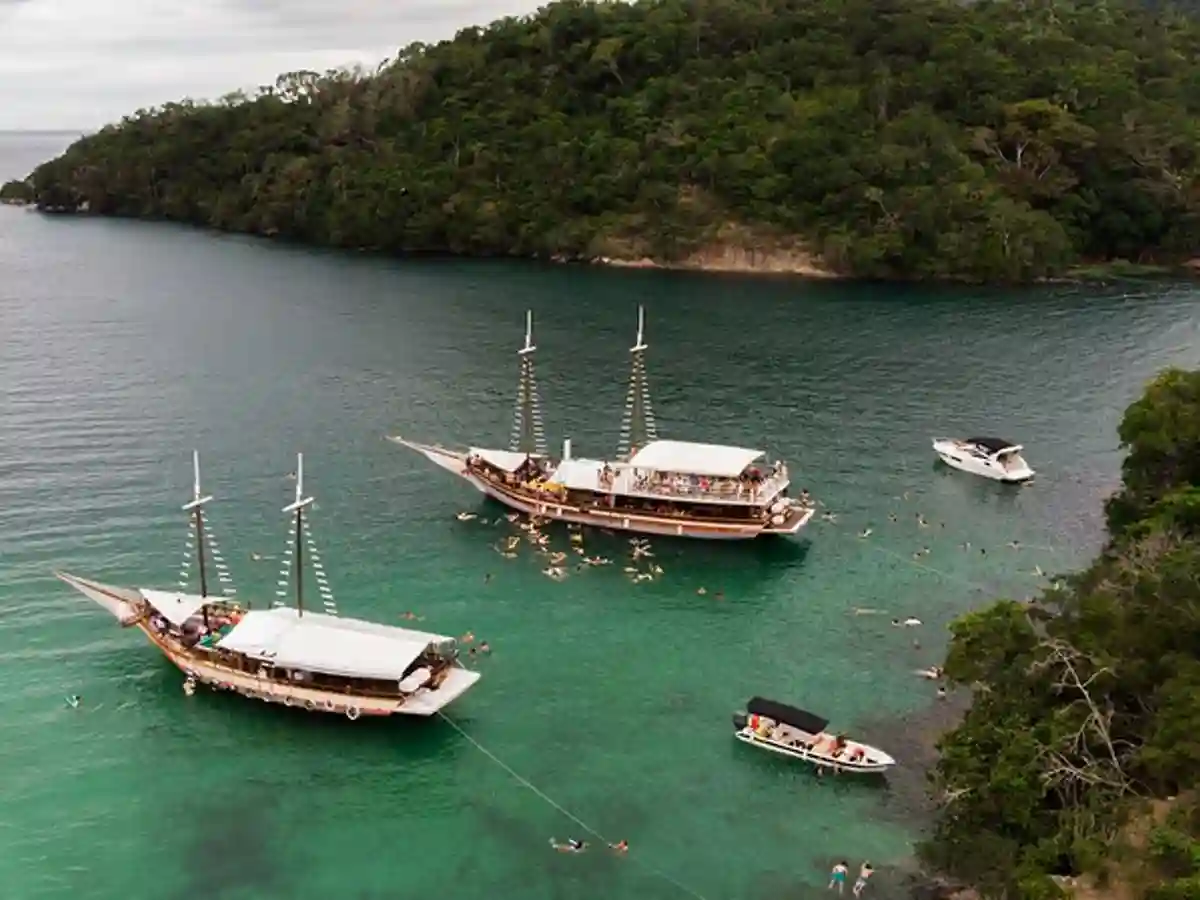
[732,711,748,730]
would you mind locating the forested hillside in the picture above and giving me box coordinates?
[922,369,1200,898]
[5,0,1200,281]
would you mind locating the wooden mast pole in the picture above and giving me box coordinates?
[619,305,657,459]
[510,310,547,457]
[181,450,215,626]
[283,452,314,618]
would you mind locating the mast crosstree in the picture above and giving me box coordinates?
[617,305,658,460]
[274,453,337,617]
[509,310,548,457]
[177,451,236,611]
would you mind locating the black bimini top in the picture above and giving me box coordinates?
[966,436,1016,453]
[746,697,829,734]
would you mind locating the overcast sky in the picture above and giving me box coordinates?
[0,0,541,131]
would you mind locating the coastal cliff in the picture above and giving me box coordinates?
[6,0,1200,283]
[921,368,1200,899]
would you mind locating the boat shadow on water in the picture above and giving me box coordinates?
[145,662,467,759]
[930,458,1031,505]
[467,494,813,564]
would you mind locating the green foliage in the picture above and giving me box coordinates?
[0,179,33,204]
[922,366,1200,896]
[1146,805,1200,900]
[14,0,1200,281]
[1107,369,1200,536]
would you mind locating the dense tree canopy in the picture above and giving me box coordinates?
[922,368,1200,899]
[6,0,1200,281]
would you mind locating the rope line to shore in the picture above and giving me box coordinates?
[436,711,716,900]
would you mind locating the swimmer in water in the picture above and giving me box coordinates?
[66,695,81,708]
[551,838,587,853]
[610,840,629,853]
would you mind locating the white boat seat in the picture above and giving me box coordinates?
[398,667,432,692]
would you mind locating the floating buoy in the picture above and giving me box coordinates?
[346,706,361,721]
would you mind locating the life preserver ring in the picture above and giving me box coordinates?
[304,699,316,711]
[346,706,361,721]
[284,695,294,707]
[323,699,335,712]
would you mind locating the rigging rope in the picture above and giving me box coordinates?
[436,711,717,900]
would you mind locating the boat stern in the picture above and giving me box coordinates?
[999,455,1035,482]
[56,572,142,624]
[398,665,482,716]
[732,710,749,731]
[761,500,815,535]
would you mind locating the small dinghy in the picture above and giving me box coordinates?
[732,697,896,775]
[931,436,1034,483]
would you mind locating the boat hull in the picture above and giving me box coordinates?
[732,728,894,774]
[56,572,480,718]
[390,436,814,539]
[932,440,1034,483]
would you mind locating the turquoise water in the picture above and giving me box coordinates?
[2,144,1200,899]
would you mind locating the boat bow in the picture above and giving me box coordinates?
[387,436,470,477]
[56,571,142,625]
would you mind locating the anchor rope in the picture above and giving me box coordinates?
[833,520,1069,595]
[436,711,717,900]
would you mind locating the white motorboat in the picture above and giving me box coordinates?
[732,697,896,775]
[932,436,1034,483]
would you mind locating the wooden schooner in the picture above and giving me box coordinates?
[57,452,480,718]
[391,308,815,540]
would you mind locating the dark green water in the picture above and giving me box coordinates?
[2,136,1199,900]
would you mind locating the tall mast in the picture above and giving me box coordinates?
[282,452,314,618]
[177,451,236,609]
[617,305,658,460]
[180,451,215,627]
[181,450,214,597]
[509,309,548,457]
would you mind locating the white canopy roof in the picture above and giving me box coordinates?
[469,447,537,473]
[216,607,454,681]
[547,458,604,491]
[139,588,211,627]
[626,440,764,478]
